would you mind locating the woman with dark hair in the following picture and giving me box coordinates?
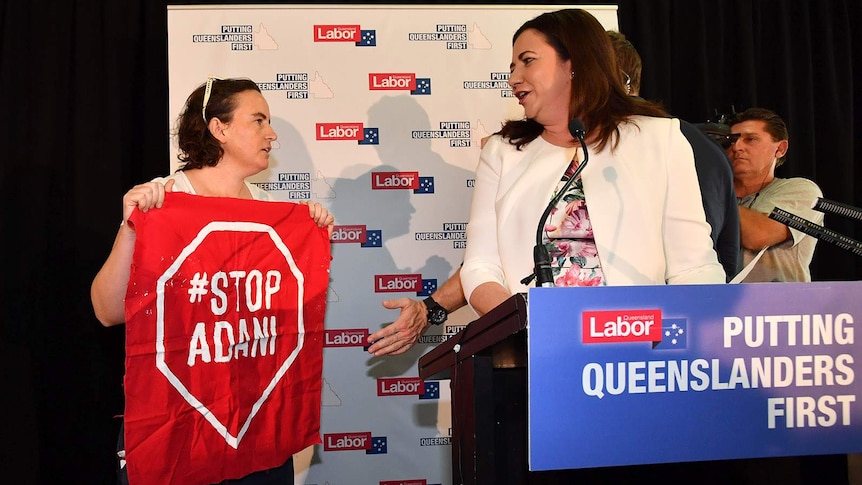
[461,9,725,315]
[91,77,333,484]
[92,77,333,326]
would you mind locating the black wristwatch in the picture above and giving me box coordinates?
[423,296,448,325]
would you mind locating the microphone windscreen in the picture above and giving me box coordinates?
[568,118,586,139]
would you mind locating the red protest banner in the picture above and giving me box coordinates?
[123,192,329,485]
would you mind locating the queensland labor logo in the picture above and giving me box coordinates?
[155,221,305,449]
[581,309,663,345]
[368,73,431,95]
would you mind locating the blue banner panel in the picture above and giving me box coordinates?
[527,282,862,471]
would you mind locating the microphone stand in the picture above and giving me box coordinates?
[522,119,591,287]
[769,198,862,257]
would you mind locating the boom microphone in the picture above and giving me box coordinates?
[521,118,590,287]
[568,118,587,140]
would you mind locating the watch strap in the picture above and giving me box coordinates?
[423,296,448,325]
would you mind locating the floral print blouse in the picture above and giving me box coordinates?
[542,162,606,287]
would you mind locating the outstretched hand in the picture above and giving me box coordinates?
[368,298,429,357]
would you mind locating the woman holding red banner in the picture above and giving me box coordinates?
[91,77,333,485]
[92,77,333,327]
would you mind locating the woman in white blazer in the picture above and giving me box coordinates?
[461,9,725,315]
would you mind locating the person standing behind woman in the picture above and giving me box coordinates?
[608,30,741,281]
[728,108,823,282]
[91,77,333,484]
[461,9,725,315]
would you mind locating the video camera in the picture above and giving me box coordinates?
[695,106,741,150]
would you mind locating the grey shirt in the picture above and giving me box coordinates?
[738,177,824,282]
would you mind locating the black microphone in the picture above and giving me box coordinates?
[521,119,590,287]
[568,118,587,140]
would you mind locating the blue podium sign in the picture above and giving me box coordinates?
[527,282,862,471]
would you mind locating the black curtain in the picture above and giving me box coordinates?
[1,1,859,483]
[624,0,861,282]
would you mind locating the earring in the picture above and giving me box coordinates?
[571,71,575,79]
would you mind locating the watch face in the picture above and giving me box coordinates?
[428,307,448,325]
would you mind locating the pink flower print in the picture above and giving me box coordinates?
[577,243,598,258]
[555,264,583,287]
[579,274,603,287]
[557,201,590,236]
[564,199,583,217]
[556,266,604,287]
[544,206,559,232]
[555,241,572,255]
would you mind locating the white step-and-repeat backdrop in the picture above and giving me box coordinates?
[167,5,618,484]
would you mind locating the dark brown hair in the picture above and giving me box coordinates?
[175,78,262,170]
[730,107,790,166]
[607,30,642,95]
[498,9,667,152]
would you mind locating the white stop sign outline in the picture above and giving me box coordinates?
[154,221,306,449]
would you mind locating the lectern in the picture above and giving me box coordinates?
[418,294,529,485]
[419,283,862,485]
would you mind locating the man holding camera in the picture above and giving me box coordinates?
[727,107,823,282]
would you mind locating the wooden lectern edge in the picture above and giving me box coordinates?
[418,293,528,379]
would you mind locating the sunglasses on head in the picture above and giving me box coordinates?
[202,76,223,122]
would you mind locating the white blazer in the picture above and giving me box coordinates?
[461,116,725,303]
